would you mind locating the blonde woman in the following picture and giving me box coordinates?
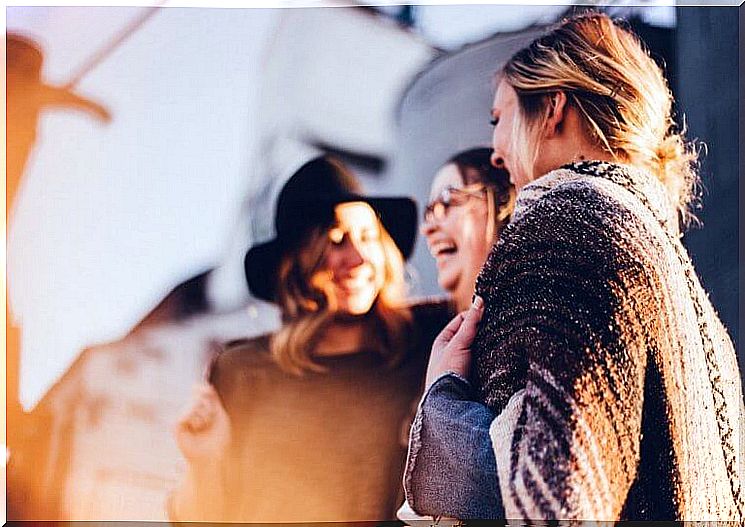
[405,12,744,522]
[170,157,450,522]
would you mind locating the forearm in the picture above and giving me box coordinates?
[168,463,227,522]
[405,372,504,519]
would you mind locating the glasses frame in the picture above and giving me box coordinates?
[423,183,488,223]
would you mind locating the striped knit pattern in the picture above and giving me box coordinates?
[474,161,744,521]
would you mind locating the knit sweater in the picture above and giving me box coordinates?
[473,161,744,521]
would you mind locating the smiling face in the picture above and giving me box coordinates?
[421,164,492,311]
[490,79,534,191]
[313,201,386,316]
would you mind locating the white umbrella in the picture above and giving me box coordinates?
[6,4,435,414]
[7,5,281,410]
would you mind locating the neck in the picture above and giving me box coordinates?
[534,106,617,182]
[565,149,616,167]
[314,315,369,356]
[453,282,474,313]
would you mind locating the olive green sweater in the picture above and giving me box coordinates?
[206,302,450,522]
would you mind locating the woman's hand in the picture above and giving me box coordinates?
[425,295,484,389]
[174,383,231,465]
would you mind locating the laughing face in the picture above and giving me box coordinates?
[313,202,386,316]
[421,163,492,311]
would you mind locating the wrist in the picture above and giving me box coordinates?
[427,371,474,398]
[186,458,224,482]
[426,363,471,390]
[170,461,226,521]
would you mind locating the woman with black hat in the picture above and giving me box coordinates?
[168,156,450,522]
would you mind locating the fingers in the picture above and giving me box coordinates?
[449,295,484,350]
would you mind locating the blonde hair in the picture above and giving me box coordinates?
[270,219,412,376]
[502,12,699,226]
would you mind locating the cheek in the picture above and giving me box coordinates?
[437,213,461,239]
[371,249,387,283]
[320,252,339,275]
[443,212,480,257]
[461,214,491,261]
[492,124,510,156]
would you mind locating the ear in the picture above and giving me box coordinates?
[543,91,568,139]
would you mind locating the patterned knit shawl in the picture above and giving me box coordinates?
[473,161,744,521]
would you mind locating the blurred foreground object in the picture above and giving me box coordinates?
[6,32,111,520]
[7,33,111,217]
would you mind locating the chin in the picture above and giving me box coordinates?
[341,296,377,316]
[437,276,459,297]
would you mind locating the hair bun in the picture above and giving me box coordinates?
[653,131,699,227]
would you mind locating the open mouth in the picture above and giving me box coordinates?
[430,240,457,258]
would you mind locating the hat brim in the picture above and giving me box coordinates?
[244,238,285,302]
[245,195,417,302]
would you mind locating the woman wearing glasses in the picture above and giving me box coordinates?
[401,148,514,519]
[422,148,515,312]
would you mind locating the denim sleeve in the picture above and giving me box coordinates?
[404,372,504,520]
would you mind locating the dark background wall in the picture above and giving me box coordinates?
[675,7,740,370]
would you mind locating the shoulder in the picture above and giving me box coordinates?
[519,170,624,224]
[403,297,454,352]
[496,168,646,272]
[514,162,671,239]
[218,334,272,365]
[477,166,654,314]
[208,333,275,388]
[406,297,454,329]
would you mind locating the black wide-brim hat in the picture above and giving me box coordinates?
[244,156,417,302]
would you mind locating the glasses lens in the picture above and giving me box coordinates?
[433,201,447,221]
[424,196,450,222]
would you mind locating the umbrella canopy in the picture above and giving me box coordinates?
[6,5,434,411]
[7,6,280,410]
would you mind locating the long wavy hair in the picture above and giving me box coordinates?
[270,216,412,376]
[502,12,699,226]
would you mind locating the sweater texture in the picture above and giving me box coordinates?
[474,161,744,521]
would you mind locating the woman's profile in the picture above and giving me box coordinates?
[405,12,744,522]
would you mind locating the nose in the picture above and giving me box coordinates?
[420,215,438,237]
[490,151,504,169]
[340,238,365,269]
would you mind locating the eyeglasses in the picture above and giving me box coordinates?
[423,184,487,223]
